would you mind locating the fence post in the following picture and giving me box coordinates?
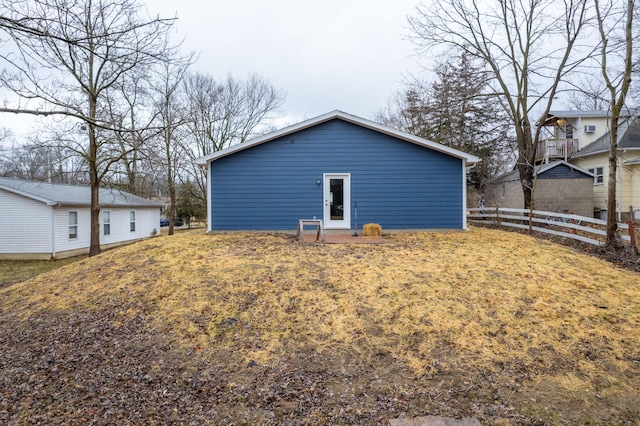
[570,211,577,235]
[628,221,639,255]
[495,205,501,227]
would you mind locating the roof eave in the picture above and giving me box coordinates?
[195,110,481,165]
[0,184,57,205]
[573,146,640,159]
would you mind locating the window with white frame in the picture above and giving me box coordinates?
[129,211,136,232]
[103,211,111,236]
[588,167,604,185]
[68,211,78,239]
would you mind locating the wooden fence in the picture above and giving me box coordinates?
[468,207,638,250]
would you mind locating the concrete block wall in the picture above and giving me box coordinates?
[484,180,523,209]
[534,179,594,217]
[482,179,594,217]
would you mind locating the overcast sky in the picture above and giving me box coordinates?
[150,0,425,125]
[3,0,426,137]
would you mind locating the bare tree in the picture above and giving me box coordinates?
[408,0,590,209]
[566,76,612,110]
[1,127,89,183]
[104,68,161,198]
[376,52,515,192]
[594,0,635,248]
[182,72,285,208]
[0,0,175,255]
[147,49,197,235]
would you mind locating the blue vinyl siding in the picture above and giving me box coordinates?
[210,119,464,230]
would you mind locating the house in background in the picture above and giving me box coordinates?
[537,110,640,221]
[196,110,480,232]
[485,160,594,217]
[535,110,612,163]
[0,177,162,259]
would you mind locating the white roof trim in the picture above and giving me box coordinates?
[0,182,57,205]
[195,110,481,166]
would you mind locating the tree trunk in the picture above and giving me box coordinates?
[88,122,101,256]
[165,124,176,236]
[605,114,621,249]
[517,121,536,210]
[597,0,633,250]
[167,178,176,235]
[518,161,534,209]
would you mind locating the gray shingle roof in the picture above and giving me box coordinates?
[0,177,162,208]
[493,160,593,183]
[549,110,611,118]
[572,116,640,158]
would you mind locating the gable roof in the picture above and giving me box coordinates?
[493,160,594,183]
[572,116,640,159]
[195,110,481,166]
[0,177,162,208]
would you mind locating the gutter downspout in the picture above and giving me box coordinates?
[207,161,212,233]
[617,155,622,222]
[51,207,56,259]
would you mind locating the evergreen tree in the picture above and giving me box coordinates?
[176,181,207,228]
[377,52,514,191]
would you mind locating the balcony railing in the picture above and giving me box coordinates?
[535,138,580,163]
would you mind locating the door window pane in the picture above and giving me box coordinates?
[330,178,344,220]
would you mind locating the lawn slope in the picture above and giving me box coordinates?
[1,228,639,424]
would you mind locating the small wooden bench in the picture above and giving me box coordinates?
[297,219,324,243]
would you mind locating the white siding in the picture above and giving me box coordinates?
[2,186,161,259]
[135,207,162,238]
[53,206,160,254]
[99,207,160,245]
[574,153,640,220]
[52,207,92,254]
[572,155,608,210]
[631,162,640,217]
[0,189,53,254]
[620,161,639,216]
[574,117,610,149]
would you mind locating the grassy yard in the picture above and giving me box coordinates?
[0,255,87,289]
[1,227,639,424]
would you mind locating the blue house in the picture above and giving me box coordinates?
[195,111,480,232]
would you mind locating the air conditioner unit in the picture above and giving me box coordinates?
[584,124,596,133]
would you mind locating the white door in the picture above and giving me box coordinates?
[323,173,351,229]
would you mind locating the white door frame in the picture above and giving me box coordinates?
[323,173,351,229]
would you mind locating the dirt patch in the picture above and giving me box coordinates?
[298,232,387,244]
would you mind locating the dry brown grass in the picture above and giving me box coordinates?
[0,256,87,289]
[2,227,639,423]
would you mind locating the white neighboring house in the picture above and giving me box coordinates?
[537,110,640,221]
[0,177,162,259]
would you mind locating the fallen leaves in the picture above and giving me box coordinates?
[1,228,639,424]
